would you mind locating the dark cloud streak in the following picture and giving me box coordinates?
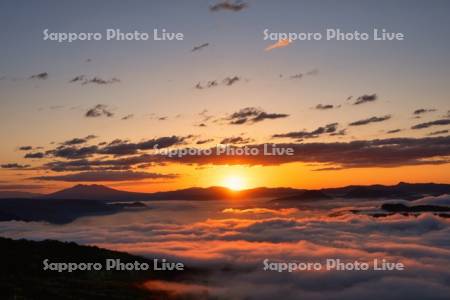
[209,1,248,12]
[349,115,391,126]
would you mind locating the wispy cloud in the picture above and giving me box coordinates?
[31,170,178,182]
[24,152,45,159]
[196,139,214,145]
[18,146,33,151]
[209,1,248,12]
[353,94,377,105]
[61,135,97,146]
[273,123,340,140]
[386,129,402,134]
[428,130,449,136]
[223,76,240,86]
[220,136,254,144]
[85,104,114,118]
[191,43,209,52]
[226,107,289,125]
[414,108,436,115]
[349,115,391,126]
[282,69,318,80]
[29,72,48,80]
[70,75,120,85]
[121,114,134,120]
[1,163,31,169]
[314,104,335,110]
[265,39,292,51]
[195,76,241,89]
[411,118,450,130]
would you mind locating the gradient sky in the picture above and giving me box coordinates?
[1,0,449,192]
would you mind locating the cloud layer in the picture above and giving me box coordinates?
[1,196,449,299]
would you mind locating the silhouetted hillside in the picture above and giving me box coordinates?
[3,183,450,205]
[0,237,190,300]
[45,185,301,201]
[0,198,122,224]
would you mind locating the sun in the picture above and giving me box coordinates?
[221,176,247,191]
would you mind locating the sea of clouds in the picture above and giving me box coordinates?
[1,196,449,299]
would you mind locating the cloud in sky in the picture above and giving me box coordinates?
[227,107,289,125]
[209,1,248,12]
[18,146,33,151]
[413,108,436,115]
[223,76,240,86]
[428,130,449,136]
[315,104,335,110]
[191,43,209,52]
[411,118,450,130]
[265,39,292,51]
[24,152,45,159]
[353,94,377,105]
[98,136,188,156]
[61,135,97,146]
[287,69,319,80]
[121,114,134,120]
[1,163,31,169]
[16,133,450,172]
[349,115,391,126]
[42,154,154,172]
[290,73,303,79]
[46,145,99,160]
[273,123,339,140]
[220,136,254,144]
[29,72,48,80]
[31,170,178,182]
[85,104,114,118]
[70,75,120,85]
[195,76,241,89]
[196,139,214,145]
[37,135,189,160]
[387,129,402,134]
[305,69,319,76]
[155,136,450,169]
[195,81,217,89]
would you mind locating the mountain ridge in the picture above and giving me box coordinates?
[1,182,450,202]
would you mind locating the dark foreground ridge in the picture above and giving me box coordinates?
[0,237,192,300]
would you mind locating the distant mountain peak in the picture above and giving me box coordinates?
[45,184,138,201]
[71,184,114,189]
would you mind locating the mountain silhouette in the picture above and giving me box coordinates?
[0,237,191,299]
[1,183,450,224]
[3,182,450,203]
[44,184,301,201]
[45,184,153,201]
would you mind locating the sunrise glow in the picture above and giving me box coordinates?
[221,175,247,191]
